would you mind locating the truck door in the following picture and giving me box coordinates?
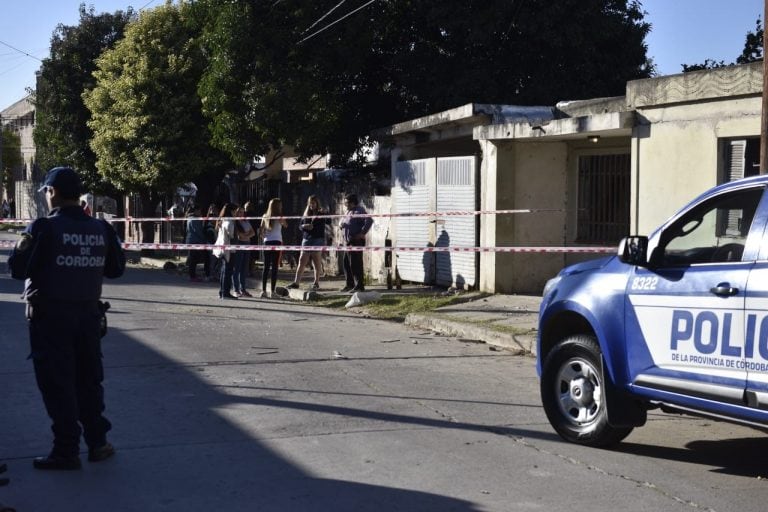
[743,217,768,409]
[624,186,766,406]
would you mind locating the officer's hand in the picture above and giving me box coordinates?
[15,233,32,252]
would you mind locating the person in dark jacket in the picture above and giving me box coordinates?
[8,167,126,471]
[339,194,372,292]
[185,205,211,282]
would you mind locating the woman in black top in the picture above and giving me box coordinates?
[286,195,329,290]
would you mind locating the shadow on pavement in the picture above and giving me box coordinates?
[0,269,485,512]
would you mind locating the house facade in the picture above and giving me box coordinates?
[0,95,43,219]
[376,62,763,294]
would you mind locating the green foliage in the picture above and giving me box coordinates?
[313,292,488,322]
[33,4,134,192]
[85,2,230,194]
[737,18,764,64]
[196,0,652,164]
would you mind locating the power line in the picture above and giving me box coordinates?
[302,0,349,34]
[0,40,42,63]
[298,0,379,44]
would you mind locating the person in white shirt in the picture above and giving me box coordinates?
[213,203,238,299]
[259,198,287,298]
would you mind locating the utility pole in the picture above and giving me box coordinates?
[761,0,768,172]
[0,115,4,198]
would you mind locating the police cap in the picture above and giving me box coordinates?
[39,167,82,199]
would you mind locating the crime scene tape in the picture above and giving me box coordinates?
[0,240,615,253]
[0,208,566,225]
[0,207,615,254]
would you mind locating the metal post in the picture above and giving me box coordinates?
[761,0,768,173]
[0,115,4,195]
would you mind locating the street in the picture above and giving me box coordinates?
[0,245,767,511]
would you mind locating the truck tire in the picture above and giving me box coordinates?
[540,335,633,447]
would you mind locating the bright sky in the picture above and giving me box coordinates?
[0,0,765,110]
[642,0,763,75]
[0,0,156,111]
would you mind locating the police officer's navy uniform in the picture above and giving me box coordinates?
[8,167,125,470]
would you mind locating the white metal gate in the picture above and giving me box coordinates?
[435,157,476,288]
[393,159,432,283]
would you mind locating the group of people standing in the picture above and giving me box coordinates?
[188,193,373,299]
[209,198,287,299]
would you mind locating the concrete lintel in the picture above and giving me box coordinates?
[375,103,486,138]
[474,111,634,141]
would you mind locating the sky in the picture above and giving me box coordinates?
[0,0,765,110]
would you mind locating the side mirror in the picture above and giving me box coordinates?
[618,236,649,266]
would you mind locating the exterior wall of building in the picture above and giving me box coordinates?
[632,96,761,235]
[627,62,762,236]
[479,140,499,292]
[1,96,36,183]
[481,140,570,293]
[2,96,37,218]
[386,66,764,294]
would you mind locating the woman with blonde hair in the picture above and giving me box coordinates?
[286,195,329,290]
[259,198,287,298]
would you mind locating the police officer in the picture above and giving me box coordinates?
[8,167,125,470]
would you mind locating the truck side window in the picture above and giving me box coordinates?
[653,188,763,266]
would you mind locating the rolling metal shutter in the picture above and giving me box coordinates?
[435,157,477,288]
[393,159,432,283]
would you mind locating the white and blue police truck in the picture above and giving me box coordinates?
[538,175,768,446]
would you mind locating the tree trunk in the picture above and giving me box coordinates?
[194,168,226,212]
[139,189,158,255]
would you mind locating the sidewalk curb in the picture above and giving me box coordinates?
[404,313,536,356]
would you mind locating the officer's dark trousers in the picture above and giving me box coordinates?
[343,240,365,288]
[29,301,111,457]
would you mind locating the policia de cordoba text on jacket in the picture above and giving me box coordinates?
[7,166,126,471]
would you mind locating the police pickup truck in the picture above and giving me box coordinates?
[538,175,768,446]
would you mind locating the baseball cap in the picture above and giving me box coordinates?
[38,167,82,197]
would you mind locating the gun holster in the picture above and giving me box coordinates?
[98,301,111,338]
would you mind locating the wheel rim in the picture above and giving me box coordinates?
[554,356,602,427]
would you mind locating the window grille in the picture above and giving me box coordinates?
[577,154,630,244]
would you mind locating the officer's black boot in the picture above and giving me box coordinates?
[32,453,82,470]
[88,442,116,462]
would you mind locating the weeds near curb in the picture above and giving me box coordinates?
[313,292,488,322]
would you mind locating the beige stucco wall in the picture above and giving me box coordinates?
[633,96,761,235]
[481,140,569,293]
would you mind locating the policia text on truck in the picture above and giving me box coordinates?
[537,175,768,446]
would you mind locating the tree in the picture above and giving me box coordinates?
[33,4,135,193]
[195,0,652,164]
[683,18,763,72]
[737,18,764,64]
[84,2,231,242]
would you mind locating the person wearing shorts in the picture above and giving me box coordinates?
[286,195,329,290]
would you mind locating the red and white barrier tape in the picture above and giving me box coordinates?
[0,208,565,225]
[0,240,615,253]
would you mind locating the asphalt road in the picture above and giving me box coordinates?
[0,239,767,511]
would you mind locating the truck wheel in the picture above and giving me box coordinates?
[540,335,633,447]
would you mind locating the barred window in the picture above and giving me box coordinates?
[577,154,631,244]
